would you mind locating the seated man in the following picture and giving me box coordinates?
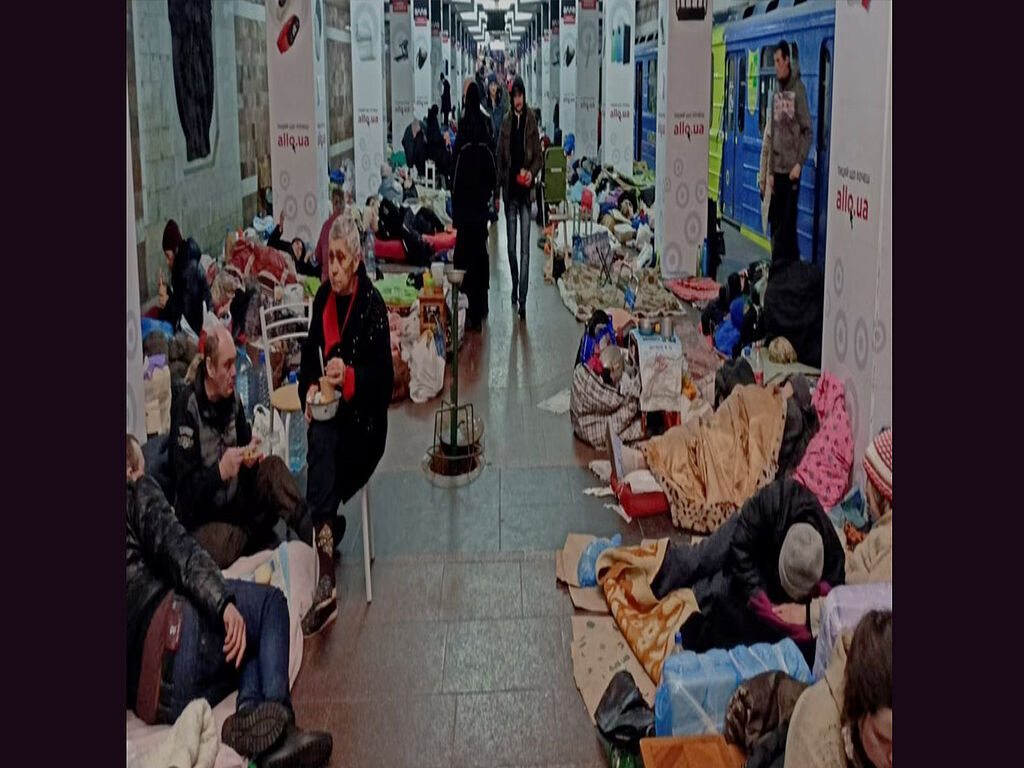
[643,471,845,658]
[171,325,314,569]
[299,214,393,636]
[127,435,332,767]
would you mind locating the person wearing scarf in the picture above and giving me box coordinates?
[297,214,393,637]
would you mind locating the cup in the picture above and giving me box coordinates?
[431,261,445,286]
[319,375,336,402]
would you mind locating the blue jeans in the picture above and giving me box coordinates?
[505,195,532,305]
[157,579,292,723]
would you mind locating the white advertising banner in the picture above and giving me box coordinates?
[126,87,145,443]
[559,1,577,141]
[541,27,550,131]
[601,0,634,173]
[430,1,442,108]
[390,2,414,142]
[549,19,560,135]
[576,0,599,158]
[351,0,385,202]
[655,1,711,280]
[822,0,893,479]
[265,0,329,245]
[412,0,431,120]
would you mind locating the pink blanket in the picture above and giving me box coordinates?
[667,276,721,303]
[126,541,316,768]
[794,371,854,512]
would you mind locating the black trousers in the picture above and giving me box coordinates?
[769,172,800,266]
[454,221,490,323]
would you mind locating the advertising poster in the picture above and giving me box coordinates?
[442,2,451,115]
[559,0,577,141]
[655,0,711,279]
[350,0,385,202]
[390,1,414,142]
[431,0,442,107]
[822,0,892,476]
[576,0,599,158]
[126,88,145,443]
[549,11,560,135]
[602,0,635,174]
[541,20,550,131]
[412,0,431,119]
[265,0,330,245]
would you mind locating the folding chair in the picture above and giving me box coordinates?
[259,300,312,468]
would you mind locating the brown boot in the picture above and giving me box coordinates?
[301,522,338,637]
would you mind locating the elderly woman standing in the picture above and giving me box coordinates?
[298,215,393,636]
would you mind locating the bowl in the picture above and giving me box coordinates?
[309,392,340,421]
[445,266,466,287]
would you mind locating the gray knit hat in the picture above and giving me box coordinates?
[778,523,824,601]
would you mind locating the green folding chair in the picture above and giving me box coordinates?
[541,146,567,206]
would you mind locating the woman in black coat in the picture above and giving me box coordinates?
[158,219,213,335]
[297,214,393,636]
[450,80,497,330]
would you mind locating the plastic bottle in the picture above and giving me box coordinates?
[255,351,271,412]
[287,370,306,473]
[236,346,252,419]
[364,231,378,279]
[753,342,764,386]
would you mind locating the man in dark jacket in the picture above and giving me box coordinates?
[496,76,542,320]
[158,219,213,335]
[759,41,813,266]
[127,436,332,766]
[440,72,452,125]
[451,79,497,331]
[651,477,845,660]
[171,325,313,568]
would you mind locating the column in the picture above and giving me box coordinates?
[602,0,635,174]
[351,0,386,202]
[559,0,577,141]
[576,0,599,158]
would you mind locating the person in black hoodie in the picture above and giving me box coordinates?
[424,105,451,181]
[298,214,393,636]
[127,435,333,767]
[440,72,452,125]
[650,477,845,663]
[170,326,314,569]
[158,219,213,335]
[451,78,497,330]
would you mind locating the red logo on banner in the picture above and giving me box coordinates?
[392,0,408,12]
[413,0,428,26]
[581,0,597,9]
[562,0,576,24]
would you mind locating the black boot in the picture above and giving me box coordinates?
[259,722,333,768]
[221,701,290,759]
[301,522,338,637]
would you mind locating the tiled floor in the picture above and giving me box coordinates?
[290,210,759,766]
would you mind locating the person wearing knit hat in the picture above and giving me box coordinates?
[158,219,213,336]
[650,478,846,655]
[863,428,892,506]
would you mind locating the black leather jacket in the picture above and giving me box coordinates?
[127,475,233,705]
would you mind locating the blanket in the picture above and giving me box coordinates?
[126,541,316,768]
[667,276,722,304]
[641,384,788,534]
[794,372,854,512]
[595,539,700,685]
[127,699,217,768]
[557,263,683,322]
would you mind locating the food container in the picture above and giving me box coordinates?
[660,315,675,339]
[319,375,336,402]
[638,317,656,335]
[309,392,340,422]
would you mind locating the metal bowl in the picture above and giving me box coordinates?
[445,266,466,287]
[309,393,340,421]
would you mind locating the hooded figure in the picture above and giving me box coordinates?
[159,219,213,336]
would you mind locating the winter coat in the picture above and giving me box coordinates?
[488,89,509,145]
[846,511,892,585]
[167,0,214,161]
[441,79,452,115]
[127,475,232,708]
[170,363,253,531]
[160,237,213,336]
[497,106,543,205]
[298,263,393,504]
[784,632,851,768]
[759,68,813,179]
[451,123,497,228]
[725,670,811,768]
[728,478,846,606]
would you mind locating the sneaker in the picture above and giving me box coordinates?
[511,291,518,308]
[221,701,290,759]
[260,723,333,768]
[518,307,526,321]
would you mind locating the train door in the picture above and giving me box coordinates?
[813,38,834,266]
[635,59,644,161]
[735,52,746,221]
[721,52,737,220]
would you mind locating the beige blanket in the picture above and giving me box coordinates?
[642,384,787,533]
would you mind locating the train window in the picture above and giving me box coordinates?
[766,0,779,11]
[758,47,775,136]
[724,55,734,132]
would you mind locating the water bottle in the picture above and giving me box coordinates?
[236,346,252,419]
[672,631,684,656]
[364,231,377,279]
[287,370,306,473]
[255,351,271,412]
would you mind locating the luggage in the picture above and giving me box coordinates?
[813,582,893,681]
[654,638,812,738]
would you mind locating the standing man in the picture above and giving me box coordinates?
[440,72,452,125]
[759,41,812,266]
[496,76,543,322]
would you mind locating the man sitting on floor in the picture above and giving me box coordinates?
[171,325,314,568]
[127,435,332,767]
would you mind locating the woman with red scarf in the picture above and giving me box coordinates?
[297,215,393,637]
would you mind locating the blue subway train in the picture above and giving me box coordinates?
[633,0,836,265]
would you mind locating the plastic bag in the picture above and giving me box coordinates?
[595,670,655,753]
[409,331,445,404]
[577,533,622,587]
